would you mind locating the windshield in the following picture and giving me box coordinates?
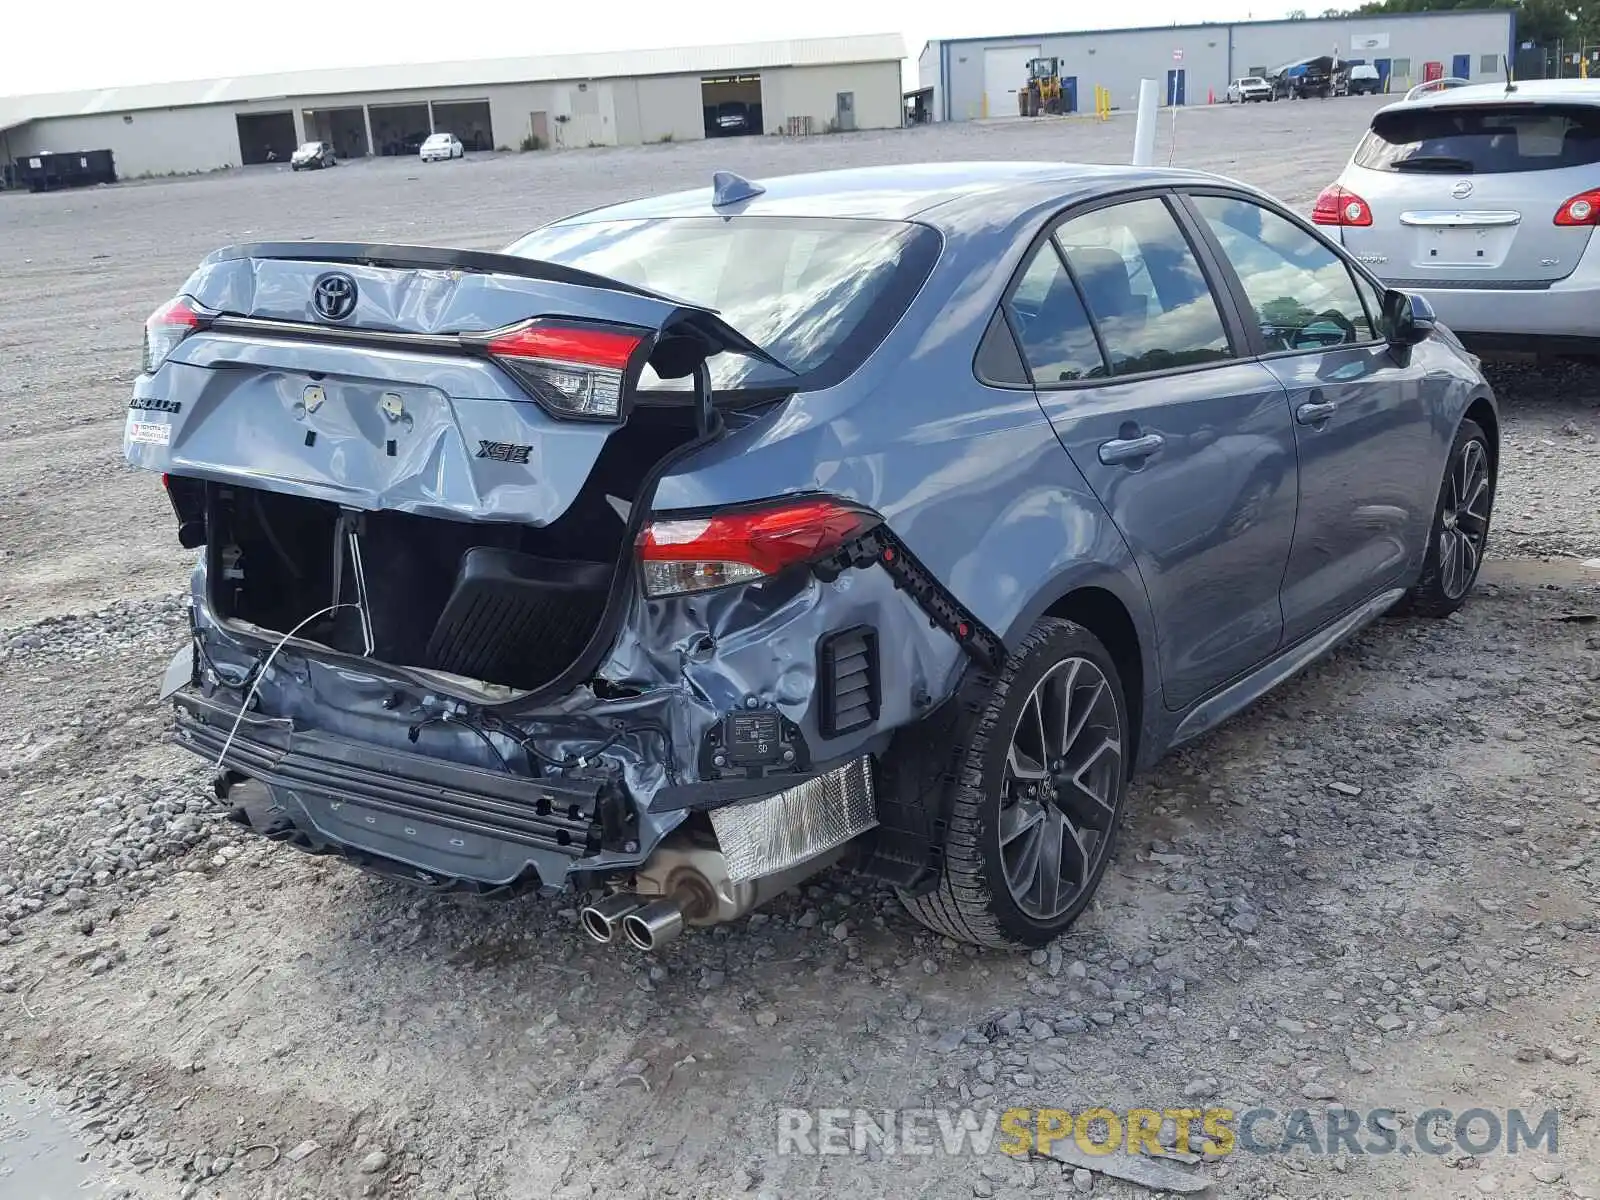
[504,216,941,392]
[296,143,322,154]
[1356,103,1600,173]
[424,134,450,146]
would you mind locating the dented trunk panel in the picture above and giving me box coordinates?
[131,347,617,525]
[125,247,762,525]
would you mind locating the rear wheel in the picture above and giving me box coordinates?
[898,619,1130,948]
[1400,418,1494,617]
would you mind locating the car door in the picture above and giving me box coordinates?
[1182,190,1435,644]
[1005,193,1300,711]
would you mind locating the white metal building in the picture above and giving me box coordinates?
[0,35,904,179]
[921,11,1517,122]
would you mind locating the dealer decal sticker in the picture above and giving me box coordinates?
[128,421,173,446]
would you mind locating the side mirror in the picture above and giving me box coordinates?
[1382,289,1436,347]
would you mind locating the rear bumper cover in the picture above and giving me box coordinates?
[1407,281,1600,343]
[1380,236,1600,344]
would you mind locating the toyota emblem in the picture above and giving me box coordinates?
[312,272,358,321]
[1450,179,1474,200]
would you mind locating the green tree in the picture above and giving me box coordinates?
[1342,0,1593,45]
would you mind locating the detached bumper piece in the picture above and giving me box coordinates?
[173,692,606,889]
[817,527,1003,671]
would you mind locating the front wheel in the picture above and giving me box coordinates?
[1400,418,1494,618]
[898,619,1131,948]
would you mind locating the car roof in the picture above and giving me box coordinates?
[1381,78,1600,114]
[548,162,1240,226]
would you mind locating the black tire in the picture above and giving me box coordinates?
[1399,418,1494,618]
[898,618,1131,948]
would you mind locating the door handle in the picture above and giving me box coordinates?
[1296,400,1338,425]
[1098,433,1165,466]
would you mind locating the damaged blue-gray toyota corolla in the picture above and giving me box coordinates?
[126,163,1498,949]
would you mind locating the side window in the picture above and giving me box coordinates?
[975,308,1031,386]
[1351,269,1390,340]
[1054,198,1233,377]
[1003,242,1107,384]
[1192,194,1377,351]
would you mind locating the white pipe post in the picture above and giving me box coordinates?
[1132,78,1159,166]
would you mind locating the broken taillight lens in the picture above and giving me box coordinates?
[142,296,203,374]
[637,498,880,599]
[1311,184,1373,227]
[1554,188,1600,227]
[480,320,646,420]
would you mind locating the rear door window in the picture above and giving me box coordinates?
[1192,194,1377,351]
[1354,103,1600,174]
[1054,197,1233,376]
[1004,244,1107,384]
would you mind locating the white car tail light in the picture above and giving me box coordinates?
[1554,188,1600,227]
[1312,184,1374,227]
[637,498,879,598]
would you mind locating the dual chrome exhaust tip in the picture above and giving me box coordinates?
[578,892,686,952]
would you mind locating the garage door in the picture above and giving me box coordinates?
[984,45,1041,119]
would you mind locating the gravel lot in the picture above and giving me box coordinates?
[2,96,1598,1200]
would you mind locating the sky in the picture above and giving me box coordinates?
[4,0,1298,98]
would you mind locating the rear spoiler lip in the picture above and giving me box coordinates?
[202,240,679,304]
[197,241,793,375]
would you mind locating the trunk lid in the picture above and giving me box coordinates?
[126,243,776,526]
[1338,100,1600,286]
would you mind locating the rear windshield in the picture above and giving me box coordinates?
[505,216,941,392]
[1355,102,1600,174]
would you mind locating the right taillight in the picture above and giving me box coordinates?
[637,497,880,599]
[1554,188,1600,226]
[142,296,204,374]
[475,319,648,421]
[1312,184,1374,227]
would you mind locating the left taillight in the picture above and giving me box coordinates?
[476,319,647,420]
[142,296,203,374]
[1312,183,1373,227]
[637,497,880,599]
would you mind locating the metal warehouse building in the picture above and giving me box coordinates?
[0,35,904,179]
[920,11,1517,121]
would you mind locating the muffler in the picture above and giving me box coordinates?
[620,898,686,952]
[607,757,880,951]
[578,892,643,944]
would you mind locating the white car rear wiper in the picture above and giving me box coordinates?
[1393,155,1476,173]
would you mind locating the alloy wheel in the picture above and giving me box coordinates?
[998,657,1124,920]
[1439,439,1491,600]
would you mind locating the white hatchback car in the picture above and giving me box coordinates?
[420,133,465,162]
[1315,79,1600,358]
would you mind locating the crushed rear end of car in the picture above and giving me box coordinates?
[129,235,974,946]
